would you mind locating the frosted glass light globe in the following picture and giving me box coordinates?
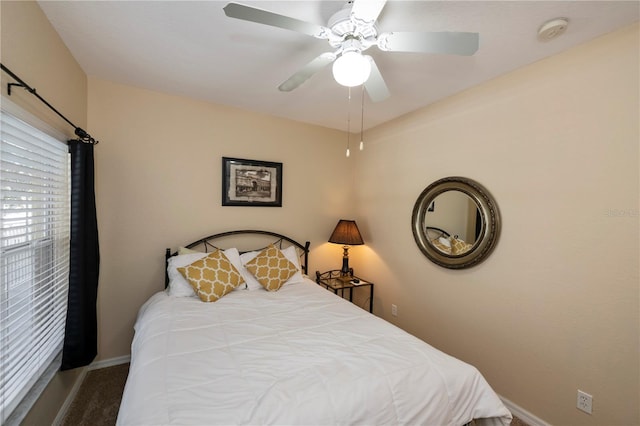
[332,52,371,87]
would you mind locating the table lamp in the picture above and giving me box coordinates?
[328,219,364,275]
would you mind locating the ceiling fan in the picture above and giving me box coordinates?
[223,0,479,102]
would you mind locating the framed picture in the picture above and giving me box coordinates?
[222,157,282,207]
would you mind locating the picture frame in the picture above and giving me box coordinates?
[222,157,282,207]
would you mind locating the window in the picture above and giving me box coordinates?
[0,108,70,423]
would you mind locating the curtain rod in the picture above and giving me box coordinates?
[1,63,98,144]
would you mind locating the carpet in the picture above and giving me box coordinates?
[61,363,129,426]
[62,363,530,426]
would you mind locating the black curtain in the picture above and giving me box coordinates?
[61,140,100,371]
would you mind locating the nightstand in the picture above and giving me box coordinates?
[315,269,374,313]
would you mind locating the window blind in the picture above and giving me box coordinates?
[0,110,70,423]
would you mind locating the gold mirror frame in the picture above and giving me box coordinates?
[411,177,501,269]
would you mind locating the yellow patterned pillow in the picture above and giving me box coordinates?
[177,249,245,302]
[451,237,474,255]
[244,244,298,291]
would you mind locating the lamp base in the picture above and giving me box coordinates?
[340,257,350,276]
[340,246,352,276]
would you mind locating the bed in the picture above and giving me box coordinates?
[427,226,475,255]
[117,230,512,425]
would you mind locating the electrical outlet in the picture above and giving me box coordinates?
[577,390,592,414]
[391,304,398,317]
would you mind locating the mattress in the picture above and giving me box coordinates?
[117,278,512,425]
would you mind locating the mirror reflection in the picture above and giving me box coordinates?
[424,190,482,256]
[411,176,501,269]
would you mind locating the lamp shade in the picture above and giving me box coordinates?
[328,220,364,246]
[332,52,371,87]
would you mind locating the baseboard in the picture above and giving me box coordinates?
[52,366,88,426]
[88,355,131,370]
[53,355,131,425]
[500,395,551,426]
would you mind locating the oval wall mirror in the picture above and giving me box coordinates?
[411,176,501,269]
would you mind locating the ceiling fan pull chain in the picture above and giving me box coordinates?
[360,85,365,151]
[346,87,352,157]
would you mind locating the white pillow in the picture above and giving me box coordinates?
[280,245,305,284]
[238,250,262,291]
[438,236,452,247]
[239,245,304,290]
[178,246,201,255]
[167,247,246,297]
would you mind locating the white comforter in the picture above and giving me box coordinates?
[117,279,511,425]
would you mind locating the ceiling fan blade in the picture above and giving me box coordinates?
[278,52,337,92]
[223,2,331,39]
[363,56,390,102]
[351,0,387,24]
[378,31,479,56]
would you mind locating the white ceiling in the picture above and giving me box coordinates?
[38,1,639,132]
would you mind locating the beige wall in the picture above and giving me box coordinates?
[87,78,353,361]
[3,1,638,424]
[0,1,86,137]
[354,24,639,425]
[1,2,88,425]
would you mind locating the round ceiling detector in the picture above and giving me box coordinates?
[538,18,569,41]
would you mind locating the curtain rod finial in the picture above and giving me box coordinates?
[74,127,98,145]
[75,127,88,138]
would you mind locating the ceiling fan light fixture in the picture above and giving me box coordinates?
[332,51,371,87]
